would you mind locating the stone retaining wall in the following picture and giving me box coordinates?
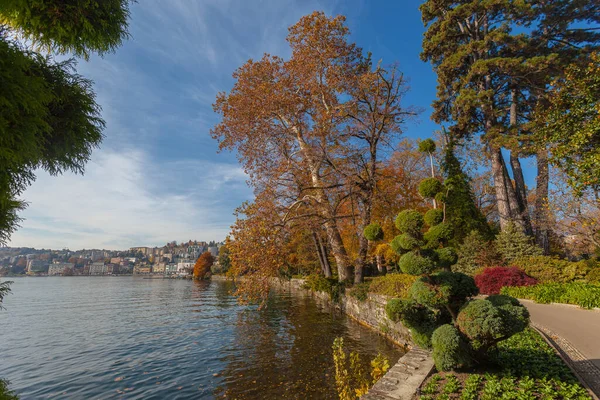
[270,278,434,399]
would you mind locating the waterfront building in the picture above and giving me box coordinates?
[153,263,166,274]
[177,262,194,276]
[165,263,177,275]
[89,262,107,275]
[134,265,151,274]
[48,263,74,276]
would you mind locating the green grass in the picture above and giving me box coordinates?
[418,328,591,400]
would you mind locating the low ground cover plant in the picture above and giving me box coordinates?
[417,328,591,399]
[367,273,417,298]
[502,282,600,309]
[303,274,345,302]
[474,266,537,295]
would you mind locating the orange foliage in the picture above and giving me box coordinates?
[193,252,215,280]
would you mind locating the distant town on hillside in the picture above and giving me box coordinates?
[0,240,226,277]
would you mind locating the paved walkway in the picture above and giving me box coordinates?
[521,300,600,397]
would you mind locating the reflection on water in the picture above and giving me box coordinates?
[0,277,402,399]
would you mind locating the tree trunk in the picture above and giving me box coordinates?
[312,231,331,277]
[354,203,371,284]
[509,154,534,236]
[535,150,550,255]
[502,157,527,232]
[319,232,332,277]
[376,254,384,274]
[491,148,513,230]
[324,219,352,281]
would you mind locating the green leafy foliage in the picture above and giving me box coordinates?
[512,256,592,284]
[423,223,453,247]
[412,272,478,309]
[303,274,346,303]
[0,280,12,310]
[418,177,443,199]
[456,297,529,353]
[363,223,384,241]
[435,247,458,270]
[368,274,417,298]
[418,138,436,154]
[502,282,600,309]
[431,324,472,371]
[0,379,19,400]
[419,329,591,399]
[424,208,443,227]
[441,141,491,243]
[347,282,371,302]
[0,0,131,59]
[398,252,436,275]
[0,33,104,244]
[494,223,542,264]
[395,233,424,252]
[454,231,502,275]
[394,209,424,235]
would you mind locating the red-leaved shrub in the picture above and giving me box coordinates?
[474,266,537,295]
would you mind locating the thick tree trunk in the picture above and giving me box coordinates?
[324,220,352,281]
[312,231,332,278]
[318,232,332,278]
[535,150,550,255]
[355,202,371,284]
[491,148,513,230]
[295,130,352,281]
[509,154,534,236]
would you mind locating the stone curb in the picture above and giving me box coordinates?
[532,323,600,400]
[517,298,600,312]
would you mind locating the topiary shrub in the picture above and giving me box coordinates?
[474,266,537,295]
[395,209,424,235]
[456,297,529,355]
[431,324,472,371]
[424,208,444,227]
[378,173,528,368]
[398,252,436,275]
[419,177,444,198]
[435,247,458,270]
[363,223,384,241]
[423,223,453,247]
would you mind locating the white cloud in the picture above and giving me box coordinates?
[9,149,251,250]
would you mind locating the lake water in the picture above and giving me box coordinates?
[0,277,402,399]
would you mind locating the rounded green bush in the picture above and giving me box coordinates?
[396,233,424,251]
[456,299,505,350]
[431,324,472,371]
[399,251,436,275]
[395,209,424,235]
[385,298,412,322]
[436,247,458,269]
[418,138,436,154]
[363,223,384,241]
[411,277,449,308]
[424,208,444,227]
[412,272,478,308]
[419,178,444,199]
[486,295,530,336]
[435,191,447,204]
[424,223,453,246]
[390,235,407,255]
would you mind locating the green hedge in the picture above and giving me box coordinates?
[501,282,600,309]
[511,256,596,283]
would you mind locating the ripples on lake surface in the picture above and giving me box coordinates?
[0,277,402,399]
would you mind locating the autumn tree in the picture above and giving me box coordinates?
[193,252,215,280]
[0,2,132,243]
[212,12,411,283]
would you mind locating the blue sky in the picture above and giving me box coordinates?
[8,0,535,250]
